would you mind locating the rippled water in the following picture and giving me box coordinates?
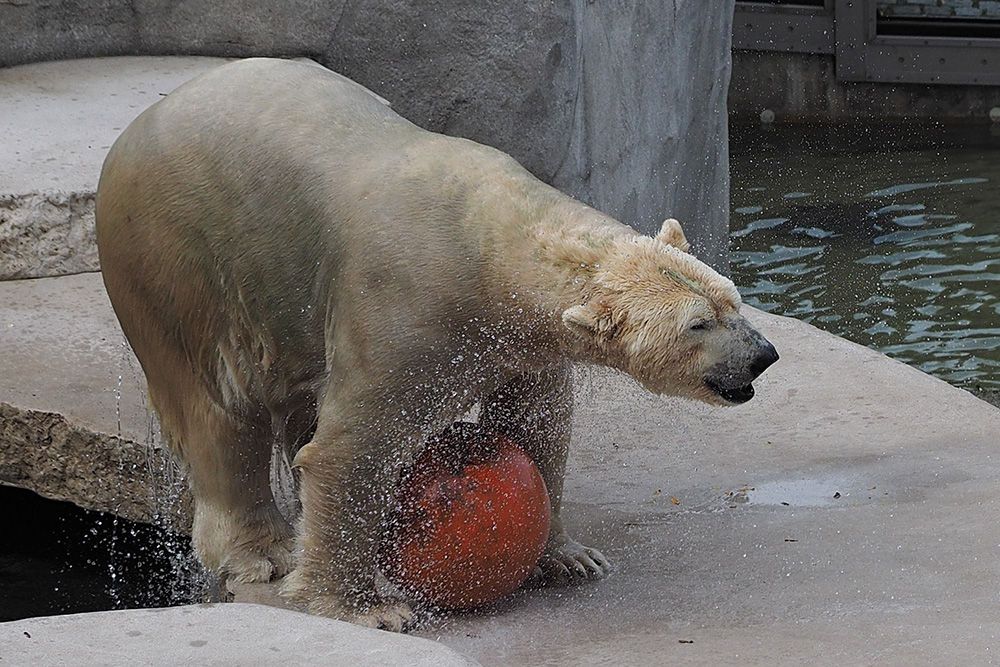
[730,124,1000,392]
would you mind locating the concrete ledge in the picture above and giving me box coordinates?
[0,272,192,529]
[1,603,481,666]
[0,192,97,280]
[0,402,189,528]
[0,56,232,279]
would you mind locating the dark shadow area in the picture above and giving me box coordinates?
[731,121,1000,159]
[878,17,1000,40]
[0,485,204,622]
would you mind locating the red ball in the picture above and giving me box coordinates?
[379,423,551,610]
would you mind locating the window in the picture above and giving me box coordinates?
[734,0,1000,85]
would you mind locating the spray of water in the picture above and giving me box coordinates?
[105,336,217,608]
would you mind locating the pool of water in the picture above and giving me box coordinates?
[729,123,1000,393]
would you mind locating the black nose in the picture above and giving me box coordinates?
[750,340,779,379]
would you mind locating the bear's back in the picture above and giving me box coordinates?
[126,58,413,165]
[96,59,440,295]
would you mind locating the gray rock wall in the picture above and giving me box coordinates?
[1,0,735,273]
[554,1,734,269]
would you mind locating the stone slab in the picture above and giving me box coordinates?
[0,192,98,279]
[0,272,190,526]
[0,603,481,667]
[0,273,147,439]
[0,56,232,279]
[0,56,231,195]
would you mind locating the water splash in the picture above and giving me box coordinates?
[109,336,215,608]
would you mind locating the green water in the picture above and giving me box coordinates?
[729,124,1000,393]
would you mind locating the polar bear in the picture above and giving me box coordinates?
[95,58,777,630]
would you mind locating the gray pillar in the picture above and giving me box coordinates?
[554,0,735,271]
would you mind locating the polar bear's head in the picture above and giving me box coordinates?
[562,220,778,405]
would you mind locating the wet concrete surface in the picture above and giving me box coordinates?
[3,272,999,664]
[0,56,232,194]
[2,56,1000,665]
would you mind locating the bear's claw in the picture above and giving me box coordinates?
[528,538,610,587]
[281,569,417,632]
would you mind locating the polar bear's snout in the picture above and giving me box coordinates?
[704,318,779,405]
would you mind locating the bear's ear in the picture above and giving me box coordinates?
[656,218,690,253]
[563,305,597,338]
[563,302,618,343]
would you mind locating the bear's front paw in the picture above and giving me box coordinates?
[220,536,296,584]
[528,535,610,587]
[192,503,295,584]
[348,600,417,632]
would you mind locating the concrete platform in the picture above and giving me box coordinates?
[2,56,1000,665]
[1,603,480,666]
[1,56,232,195]
[0,57,239,280]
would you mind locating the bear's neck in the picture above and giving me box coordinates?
[484,194,636,364]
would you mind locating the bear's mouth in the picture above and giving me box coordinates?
[705,378,755,404]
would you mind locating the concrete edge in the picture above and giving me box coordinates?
[0,401,191,531]
[0,602,483,666]
[0,190,98,280]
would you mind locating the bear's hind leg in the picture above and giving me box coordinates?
[151,382,295,584]
[481,364,610,586]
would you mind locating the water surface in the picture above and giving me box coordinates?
[730,124,1000,392]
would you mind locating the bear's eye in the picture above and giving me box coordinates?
[689,320,712,331]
